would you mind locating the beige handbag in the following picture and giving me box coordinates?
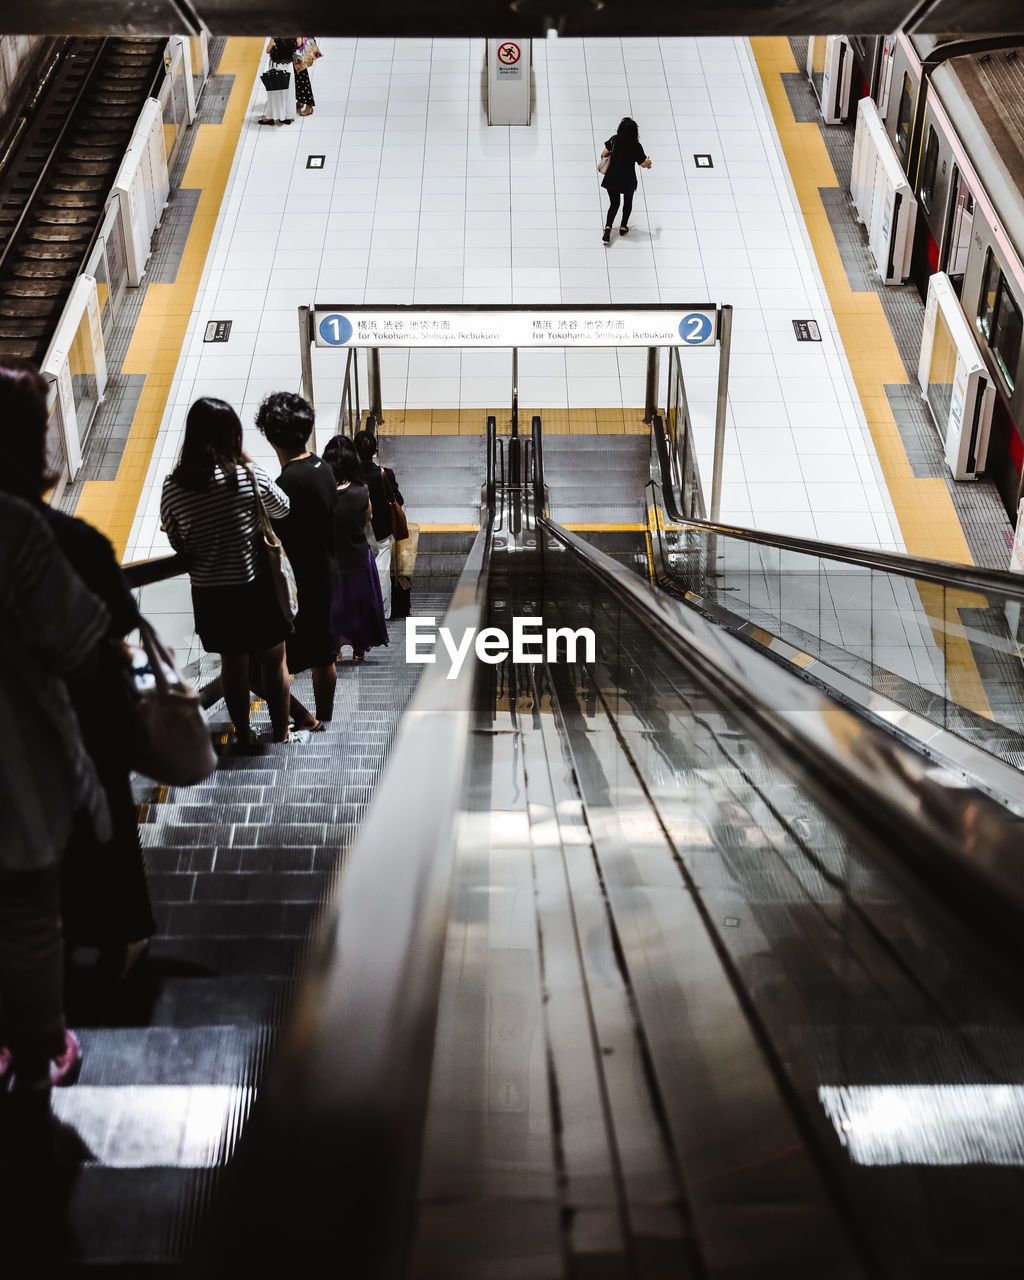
[245,465,299,621]
[125,618,217,785]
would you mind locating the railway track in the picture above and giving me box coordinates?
[0,35,164,363]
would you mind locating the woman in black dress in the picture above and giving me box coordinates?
[600,117,652,244]
[322,436,389,662]
[0,359,155,979]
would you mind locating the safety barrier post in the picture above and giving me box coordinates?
[709,304,733,523]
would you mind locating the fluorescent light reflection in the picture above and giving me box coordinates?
[819,1084,1024,1166]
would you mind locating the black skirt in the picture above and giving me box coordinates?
[191,571,290,656]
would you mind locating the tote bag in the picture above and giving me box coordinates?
[124,618,217,785]
[246,465,299,621]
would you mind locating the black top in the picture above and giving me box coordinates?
[42,506,138,638]
[602,134,647,193]
[333,482,371,570]
[361,461,404,541]
[273,455,337,593]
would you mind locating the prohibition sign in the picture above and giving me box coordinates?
[498,41,521,66]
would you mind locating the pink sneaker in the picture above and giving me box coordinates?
[0,1046,11,1088]
[50,1030,82,1088]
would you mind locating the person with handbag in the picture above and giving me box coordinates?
[599,117,652,244]
[256,391,338,731]
[0,491,112,1098]
[0,359,156,984]
[292,37,322,117]
[160,397,296,749]
[322,436,389,663]
[354,428,405,620]
[260,37,296,126]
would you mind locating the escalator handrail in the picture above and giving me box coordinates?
[650,415,1024,602]
[538,510,1024,950]
[121,552,185,588]
[197,518,494,1277]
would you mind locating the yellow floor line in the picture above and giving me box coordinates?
[751,37,991,719]
[74,38,265,558]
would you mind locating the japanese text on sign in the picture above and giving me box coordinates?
[313,308,720,348]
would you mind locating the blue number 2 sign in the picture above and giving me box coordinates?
[678,312,714,345]
[318,313,353,345]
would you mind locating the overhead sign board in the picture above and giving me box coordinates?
[313,307,720,349]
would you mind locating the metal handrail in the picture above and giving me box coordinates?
[649,416,1024,602]
[197,518,494,1277]
[121,552,185,588]
[531,413,544,514]
[486,414,496,511]
[538,510,1024,962]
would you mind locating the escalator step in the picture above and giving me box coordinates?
[16,242,85,260]
[50,175,107,192]
[1,279,66,297]
[39,191,97,207]
[26,225,92,244]
[0,297,63,317]
[35,207,95,225]
[0,339,41,358]
[0,318,51,338]
[10,259,78,279]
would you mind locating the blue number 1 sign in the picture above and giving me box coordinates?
[679,312,714,345]
[318,313,353,345]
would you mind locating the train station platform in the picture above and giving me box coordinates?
[16,28,1024,1278]
[70,33,943,564]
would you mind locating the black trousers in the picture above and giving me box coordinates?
[605,189,634,227]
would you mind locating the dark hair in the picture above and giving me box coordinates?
[322,435,361,486]
[171,398,245,492]
[353,429,377,463]
[0,359,56,500]
[270,37,298,63]
[615,117,639,146]
[256,391,314,454]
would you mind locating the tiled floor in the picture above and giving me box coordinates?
[124,35,903,561]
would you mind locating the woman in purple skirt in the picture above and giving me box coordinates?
[322,436,389,662]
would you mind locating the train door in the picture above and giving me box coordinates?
[943,167,975,298]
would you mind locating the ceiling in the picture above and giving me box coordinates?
[3,0,1024,38]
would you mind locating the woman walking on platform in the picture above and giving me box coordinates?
[599,117,652,244]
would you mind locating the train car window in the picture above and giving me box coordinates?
[994,283,1022,393]
[896,73,913,156]
[979,250,999,340]
[979,250,1022,393]
[920,126,938,212]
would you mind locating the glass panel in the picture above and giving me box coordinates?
[810,36,827,103]
[896,72,913,156]
[667,525,1024,770]
[920,125,938,212]
[68,307,100,442]
[160,77,179,164]
[926,303,958,444]
[45,381,66,488]
[103,206,128,308]
[978,248,999,340]
[993,278,1022,392]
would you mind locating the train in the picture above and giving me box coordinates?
[813,31,1024,521]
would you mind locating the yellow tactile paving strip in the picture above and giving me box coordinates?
[751,37,992,719]
[376,407,650,435]
[74,38,265,558]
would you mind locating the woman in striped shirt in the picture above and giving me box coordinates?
[160,398,294,748]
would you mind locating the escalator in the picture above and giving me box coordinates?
[197,418,1024,1278]
[0,36,164,361]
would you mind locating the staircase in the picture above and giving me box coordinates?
[55,594,455,1270]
